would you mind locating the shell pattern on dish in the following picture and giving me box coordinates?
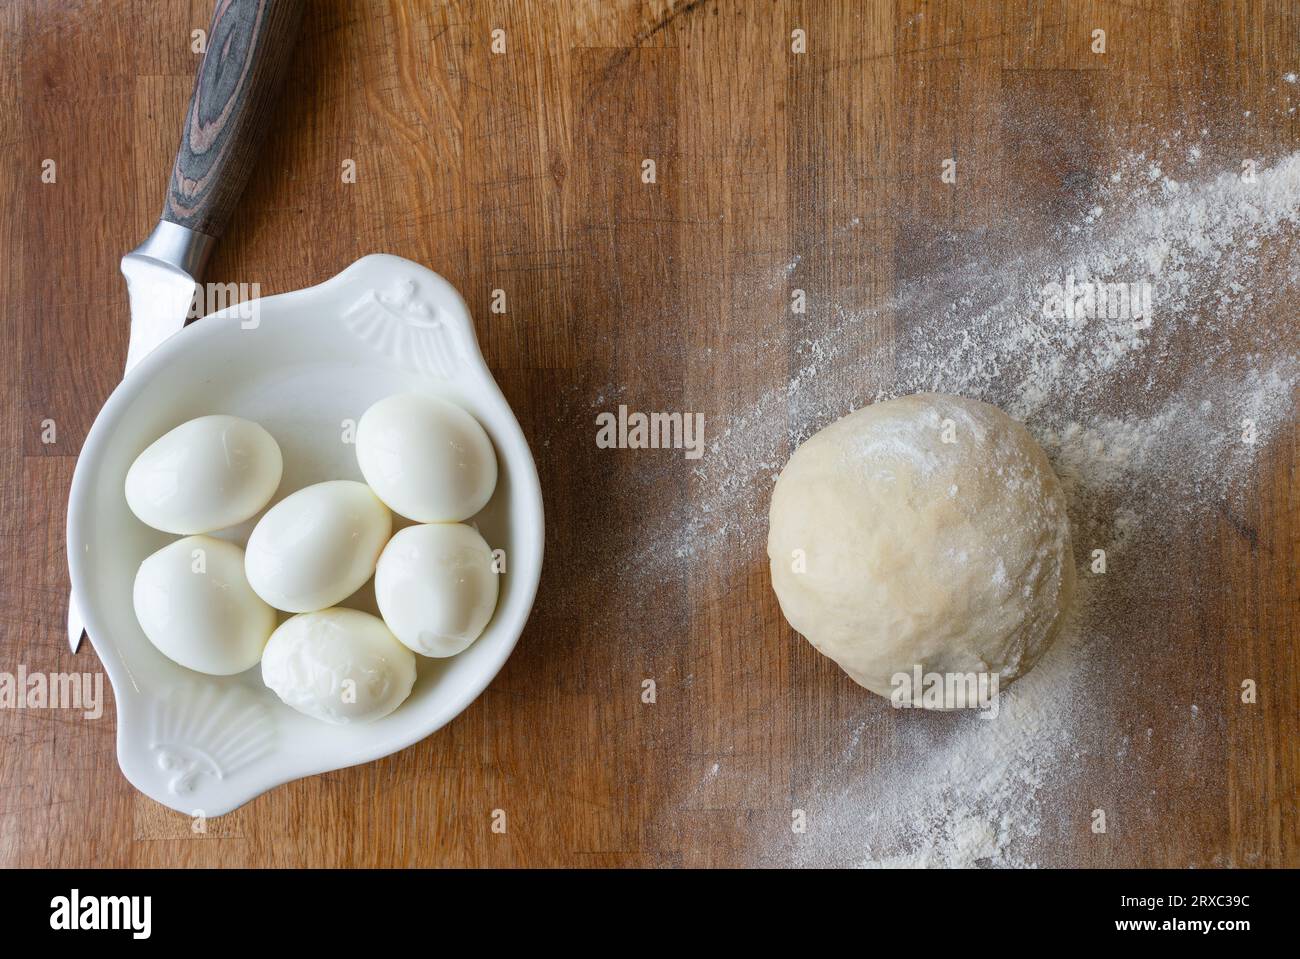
[148,682,274,799]
[342,277,464,378]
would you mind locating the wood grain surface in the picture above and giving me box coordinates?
[1,0,1296,868]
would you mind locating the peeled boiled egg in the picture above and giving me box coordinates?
[133,536,275,675]
[244,480,391,613]
[374,523,499,658]
[261,608,416,724]
[125,415,282,534]
[355,393,497,523]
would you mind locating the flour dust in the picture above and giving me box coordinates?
[636,136,1296,865]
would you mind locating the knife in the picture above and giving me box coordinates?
[69,0,304,652]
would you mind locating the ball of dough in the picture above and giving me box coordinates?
[767,393,1074,704]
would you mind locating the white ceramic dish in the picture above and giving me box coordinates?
[67,254,544,815]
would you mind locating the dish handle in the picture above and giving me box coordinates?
[117,680,278,817]
[327,254,487,382]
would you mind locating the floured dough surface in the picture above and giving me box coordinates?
[767,393,1075,703]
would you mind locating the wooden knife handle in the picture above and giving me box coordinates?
[162,0,304,237]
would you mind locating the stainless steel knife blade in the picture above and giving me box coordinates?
[67,595,85,652]
[121,257,201,373]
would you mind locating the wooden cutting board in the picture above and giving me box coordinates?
[1,0,1295,867]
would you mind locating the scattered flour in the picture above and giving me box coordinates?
[795,578,1099,868]
[567,135,1298,866]
[650,150,1300,578]
[674,146,1296,867]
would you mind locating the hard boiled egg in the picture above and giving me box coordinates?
[355,393,497,523]
[133,536,275,675]
[261,608,416,724]
[374,523,499,658]
[125,415,282,534]
[244,480,391,613]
